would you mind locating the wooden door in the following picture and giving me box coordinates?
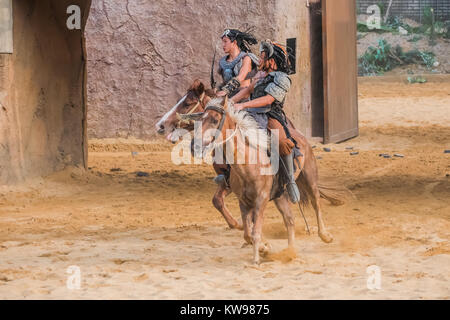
[322,0,358,144]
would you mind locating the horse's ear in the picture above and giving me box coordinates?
[190,79,205,97]
[223,95,229,109]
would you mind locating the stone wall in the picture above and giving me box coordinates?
[85,0,316,139]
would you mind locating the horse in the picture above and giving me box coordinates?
[155,79,347,237]
[188,96,344,264]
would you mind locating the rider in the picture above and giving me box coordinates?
[231,40,301,204]
[216,28,259,97]
[213,28,258,187]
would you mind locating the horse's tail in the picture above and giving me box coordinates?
[318,181,354,206]
[297,172,354,207]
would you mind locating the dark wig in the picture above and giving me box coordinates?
[221,29,257,53]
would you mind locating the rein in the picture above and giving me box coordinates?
[203,104,238,152]
[187,92,205,115]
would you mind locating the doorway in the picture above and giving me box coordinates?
[309,1,324,139]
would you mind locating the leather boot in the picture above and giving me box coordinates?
[281,153,300,203]
[213,165,230,188]
[213,174,229,188]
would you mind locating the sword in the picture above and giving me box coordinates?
[210,47,217,89]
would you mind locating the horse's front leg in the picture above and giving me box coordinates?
[212,163,242,230]
[239,201,253,246]
[252,208,265,265]
[212,186,242,230]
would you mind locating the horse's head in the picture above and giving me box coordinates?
[155,79,212,142]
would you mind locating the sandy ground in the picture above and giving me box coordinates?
[0,77,449,299]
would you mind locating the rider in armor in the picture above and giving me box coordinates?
[231,40,301,204]
[216,29,259,97]
[213,29,258,188]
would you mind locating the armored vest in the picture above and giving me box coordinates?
[219,52,247,83]
[251,72,291,111]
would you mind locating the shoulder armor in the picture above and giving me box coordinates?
[272,72,291,92]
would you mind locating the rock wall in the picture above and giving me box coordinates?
[85,0,316,139]
[0,0,90,184]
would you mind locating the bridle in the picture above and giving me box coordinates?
[187,92,206,115]
[175,92,206,128]
[203,104,238,152]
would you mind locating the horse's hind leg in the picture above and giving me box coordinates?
[298,159,333,243]
[274,194,296,249]
[212,186,242,230]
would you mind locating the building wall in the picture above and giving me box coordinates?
[85,0,316,139]
[274,0,314,137]
[0,0,90,184]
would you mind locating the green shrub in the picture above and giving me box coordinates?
[358,39,436,76]
[407,76,427,84]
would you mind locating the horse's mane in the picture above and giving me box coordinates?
[207,98,269,150]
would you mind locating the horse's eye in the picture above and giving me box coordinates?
[211,118,219,125]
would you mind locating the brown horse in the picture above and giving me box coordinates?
[190,96,343,264]
[156,80,347,238]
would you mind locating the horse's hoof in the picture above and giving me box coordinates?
[241,242,251,248]
[319,231,333,243]
[259,242,271,256]
[229,223,243,230]
[229,218,243,230]
[259,247,269,256]
[253,259,261,266]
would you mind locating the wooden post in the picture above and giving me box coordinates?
[384,0,394,23]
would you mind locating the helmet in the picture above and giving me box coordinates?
[259,40,291,74]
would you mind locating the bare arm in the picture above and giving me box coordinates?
[237,95,275,110]
[231,71,267,103]
[235,56,252,83]
[231,86,252,103]
[217,56,253,96]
